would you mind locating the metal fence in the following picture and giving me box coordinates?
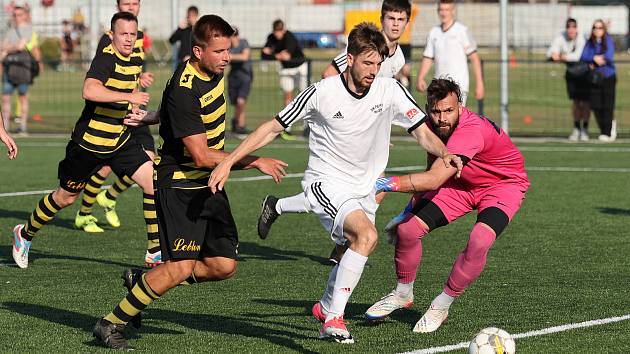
[2,0,629,137]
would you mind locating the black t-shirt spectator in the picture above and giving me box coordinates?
[169,26,193,63]
[262,30,305,69]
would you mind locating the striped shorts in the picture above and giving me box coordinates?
[304,180,378,245]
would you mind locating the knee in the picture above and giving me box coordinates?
[354,227,378,253]
[213,259,237,280]
[52,189,79,208]
[465,225,496,260]
[167,261,197,283]
[397,216,429,243]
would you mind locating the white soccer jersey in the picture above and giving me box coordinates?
[546,32,587,63]
[276,75,426,197]
[424,21,477,92]
[332,44,405,78]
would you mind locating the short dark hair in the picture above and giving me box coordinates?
[426,78,462,109]
[110,11,137,31]
[272,19,284,32]
[347,22,389,60]
[439,0,455,5]
[381,0,411,20]
[188,6,199,14]
[191,14,234,49]
[116,0,140,4]
[566,18,577,27]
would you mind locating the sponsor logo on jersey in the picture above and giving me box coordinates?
[406,108,419,120]
[332,111,344,119]
[370,103,383,114]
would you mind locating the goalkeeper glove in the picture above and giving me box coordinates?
[375,176,401,194]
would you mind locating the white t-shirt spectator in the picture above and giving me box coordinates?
[424,21,477,93]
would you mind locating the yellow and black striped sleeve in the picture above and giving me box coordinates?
[167,85,205,139]
[85,49,115,84]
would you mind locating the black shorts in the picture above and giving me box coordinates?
[156,188,239,261]
[565,72,590,101]
[130,125,155,152]
[58,140,150,193]
[228,73,252,105]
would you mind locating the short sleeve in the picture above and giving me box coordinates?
[167,86,204,138]
[445,120,484,160]
[546,34,563,58]
[85,51,114,84]
[423,31,434,59]
[276,84,317,128]
[463,27,478,55]
[96,33,111,53]
[331,49,348,73]
[390,80,426,133]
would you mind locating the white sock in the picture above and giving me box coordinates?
[276,193,310,214]
[395,281,414,298]
[431,291,455,309]
[326,248,368,321]
[320,264,339,313]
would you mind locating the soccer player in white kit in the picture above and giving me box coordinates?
[322,0,410,79]
[209,23,461,343]
[277,0,412,264]
[416,0,484,106]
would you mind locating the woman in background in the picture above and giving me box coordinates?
[580,19,616,142]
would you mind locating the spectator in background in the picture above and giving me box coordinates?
[228,27,253,136]
[72,7,86,34]
[1,5,41,136]
[169,5,199,66]
[580,19,617,142]
[416,0,484,107]
[547,18,590,142]
[59,20,75,72]
[262,19,307,140]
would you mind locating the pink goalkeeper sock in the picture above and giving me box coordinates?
[444,223,496,297]
[395,215,430,284]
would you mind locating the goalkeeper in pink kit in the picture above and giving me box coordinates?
[366,78,529,333]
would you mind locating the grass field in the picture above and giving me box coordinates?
[6,48,630,137]
[1,136,629,353]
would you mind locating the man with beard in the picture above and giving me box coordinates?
[365,78,529,333]
[208,23,460,343]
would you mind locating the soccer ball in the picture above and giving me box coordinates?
[468,327,516,354]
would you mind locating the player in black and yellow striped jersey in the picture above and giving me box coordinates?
[10,12,154,271]
[73,0,161,267]
[94,15,288,350]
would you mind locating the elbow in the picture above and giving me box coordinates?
[82,87,91,101]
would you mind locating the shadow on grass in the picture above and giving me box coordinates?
[0,208,76,231]
[0,247,140,269]
[1,302,183,349]
[147,308,319,353]
[250,298,422,327]
[238,241,329,265]
[597,207,630,216]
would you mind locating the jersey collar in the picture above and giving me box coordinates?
[340,73,370,100]
[186,61,212,82]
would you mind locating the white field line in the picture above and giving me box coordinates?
[15,141,630,153]
[400,314,630,354]
[1,165,629,198]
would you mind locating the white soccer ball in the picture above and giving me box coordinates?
[468,327,516,354]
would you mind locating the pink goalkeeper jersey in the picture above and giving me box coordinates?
[429,107,529,190]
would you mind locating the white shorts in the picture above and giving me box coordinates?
[304,181,378,245]
[460,91,468,106]
[279,62,308,93]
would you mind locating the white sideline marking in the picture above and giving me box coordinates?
[400,314,630,354]
[0,165,628,198]
[16,141,630,153]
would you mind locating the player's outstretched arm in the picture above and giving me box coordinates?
[411,123,462,177]
[469,52,485,100]
[124,108,160,126]
[83,78,149,106]
[415,57,433,92]
[376,158,457,194]
[208,119,287,193]
[0,117,17,159]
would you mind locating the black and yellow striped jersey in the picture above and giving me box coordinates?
[71,42,140,154]
[155,61,227,189]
